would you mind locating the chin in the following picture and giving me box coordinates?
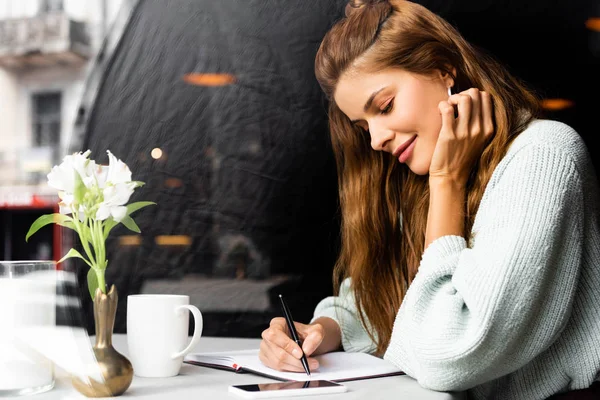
[407,162,429,176]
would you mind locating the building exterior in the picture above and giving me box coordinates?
[0,0,123,260]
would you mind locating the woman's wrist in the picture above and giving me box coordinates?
[428,175,468,192]
[425,176,467,248]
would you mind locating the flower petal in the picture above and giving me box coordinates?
[58,191,72,202]
[66,150,92,181]
[93,164,109,189]
[96,204,111,221]
[102,183,134,206]
[106,150,132,184]
[110,206,127,222]
[48,150,92,192]
[47,163,75,192]
[59,202,72,215]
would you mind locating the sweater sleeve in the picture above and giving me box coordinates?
[311,278,377,354]
[384,144,585,391]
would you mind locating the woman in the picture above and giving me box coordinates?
[258,0,600,398]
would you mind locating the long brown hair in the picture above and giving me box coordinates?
[315,0,540,355]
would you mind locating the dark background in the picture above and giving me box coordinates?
[64,0,598,337]
[427,0,599,175]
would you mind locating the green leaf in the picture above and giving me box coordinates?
[120,216,140,233]
[126,201,156,216]
[103,217,119,240]
[87,269,99,300]
[26,214,75,242]
[57,248,92,267]
[102,202,155,240]
[58,219,76,230]
[73,170,86,204]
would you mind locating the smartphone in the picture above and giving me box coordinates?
[228,380,347,398]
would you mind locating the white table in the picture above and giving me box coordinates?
[16,335,465,399]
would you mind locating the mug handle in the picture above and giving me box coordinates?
[171,304,203,359]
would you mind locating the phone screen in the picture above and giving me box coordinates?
[232,380,342,392]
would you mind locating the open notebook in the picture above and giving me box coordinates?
[184,349,404,382]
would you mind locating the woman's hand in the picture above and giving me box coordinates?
[429,88,494,186]
[259,317,324,372]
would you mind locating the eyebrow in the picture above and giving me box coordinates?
[350,87,387,123]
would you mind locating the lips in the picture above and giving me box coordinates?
[392,135,417,158]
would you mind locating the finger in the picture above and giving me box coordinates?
[261,326,304,359]
[464,88,481,135]
[259,339,307,372]
[295,321,317,342]
[269,317,289,335]
[299,325,325,356]
[294,322,312,341]
[438,100,455,134]
[480,91,494,139]
[449,94,472,135]
[261,338,320,372]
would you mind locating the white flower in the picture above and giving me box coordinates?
[96,183,135,222]
[89,150,131,190]
[106,150,132,185]
[28,147,154,299]
[58,191,74,215]
[47,150,92,193]
[94,151,135,222]
[49,150,137,223]
[58,191,87,220]
[92,164,109,189]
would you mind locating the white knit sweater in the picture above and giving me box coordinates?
[312,119,600,399]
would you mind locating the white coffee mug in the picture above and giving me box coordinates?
[127,294,203,378]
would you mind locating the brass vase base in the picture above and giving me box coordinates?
[72,285,133,397]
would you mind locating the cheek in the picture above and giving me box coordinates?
[409,137,437,175]
[396,89,442,132]
[410,115,442,175]
[419,98,443,142]
[421,119,442,160]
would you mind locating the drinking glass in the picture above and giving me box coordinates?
[0,261,57,396]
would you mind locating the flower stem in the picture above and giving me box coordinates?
[93,218,107,269]
[71,209,97,267]
[89,218,107,294]
[95,268,106,294]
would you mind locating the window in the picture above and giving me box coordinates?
[32,92,61,151]
[39,0,63,14]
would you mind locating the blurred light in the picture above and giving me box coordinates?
[183,73,236,86]
[164,178,183,188]
[155,235,192,246]
[151,148,163,159]
[119,236,141,246]
[540,98,575,111]
[585,18,600,32]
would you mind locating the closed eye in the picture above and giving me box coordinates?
[380,99,394,115]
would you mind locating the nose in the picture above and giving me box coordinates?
[369,121,395,152]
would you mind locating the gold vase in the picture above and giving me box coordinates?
[72,285,134,397]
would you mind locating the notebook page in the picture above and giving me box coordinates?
[230,350,403,382]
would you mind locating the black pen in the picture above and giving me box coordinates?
[278,294,311,376]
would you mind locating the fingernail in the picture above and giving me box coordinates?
[292,349,302,358]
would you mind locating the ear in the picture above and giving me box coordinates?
[437,66,456,89]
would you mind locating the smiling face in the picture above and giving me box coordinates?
[334,66,453,175]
